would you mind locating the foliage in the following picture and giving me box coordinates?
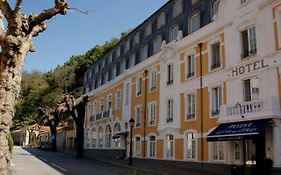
[8,134,14,153]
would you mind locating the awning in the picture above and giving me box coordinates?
[207,119,272,142]
[112,131,129,139]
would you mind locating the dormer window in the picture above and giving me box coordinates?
[134,32,140,45]
[169,26,178,42]
[145,22,152,36]
[125,40,130,52]
[189,13,200,34]
[116,47,120,57]
[173,0,183,18]
[140,45,148,61]
[153,36,162,54]
[158,12,166,29]
[211,0,220,20]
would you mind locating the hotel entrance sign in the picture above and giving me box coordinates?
[231,59,269,77]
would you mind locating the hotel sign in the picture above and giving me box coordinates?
[231,59,269,77]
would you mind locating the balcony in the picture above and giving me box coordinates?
[166,117,173,123]
[167,80,173,86]
[241,48,257,59]
[219,97,281,123]
[186,114,195,120]
[89,115,95,122]
[150,86,156,91]
[210,62,221,70]
[186,72,195,79]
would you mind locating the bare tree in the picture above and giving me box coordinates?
[0,1,68,174]
[63,94,88,159]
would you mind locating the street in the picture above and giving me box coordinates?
[12,146,156,175]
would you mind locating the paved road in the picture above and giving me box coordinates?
[12,146,156,175]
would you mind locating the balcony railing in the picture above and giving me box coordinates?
[94,109,113,121]
[241,48,257,59]
[210,62,221,70]
[167,80,173,86]
[186,72,195,79]
[186,114,195,120]
[90,115,95,122]
[211,109,220,116]
[150,86,156,91]
[226,101,263,117]
[166,117,173,123]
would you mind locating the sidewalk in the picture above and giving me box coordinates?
[59,149,229,175]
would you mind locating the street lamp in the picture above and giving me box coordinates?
[128,118,135,165]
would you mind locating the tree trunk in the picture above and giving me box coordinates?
[50,126,57,152]
[76,121,84,158]
[0,53,25,174]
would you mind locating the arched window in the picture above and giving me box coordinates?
[91,128,97,148]
[135,136,141,157]
[105,125,112,148]
[186,132,196,160]
[98,126,103,148]
[113,123,121,148]
[149,136,156,158]
[85,129,90,148]
[165,134,174,159]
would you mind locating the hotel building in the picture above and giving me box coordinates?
[82,0,281,174]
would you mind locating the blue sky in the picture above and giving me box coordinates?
[21,0,168,72]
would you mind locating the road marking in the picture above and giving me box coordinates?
[51,163,67,172]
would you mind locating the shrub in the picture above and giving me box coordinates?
[8,134,14,153]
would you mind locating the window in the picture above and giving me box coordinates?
[130,54,136,66]
[212,142,224,161]
[173,0,183,18]
[125,83,130,105]
[145,22,152,36]
[185,93,196,120]
[277,10,281,47]
[100,98,104,113]
[125,40,130,52]
[210,42,221,70]
[243,77,259,102]
[105,125,112,148]
[185,52,195,79]
[167,99,173,123]
[191,0,199,5]
[166,135,174,159]
[98,127,103,148]
[189,13,200,34]
[149,136,156,158]
[169,26,178,42]
[113,123,121,148]
[211,0,220,20]
[241,0,247,4]
[116,47,120,57]
[186,132,196,160]
[136,76,142,96]
[115,91,122,109]
[140,45,148,61]
[93,101,97,116]
[158,12,166,28]
[167,64,174,85]
[107,95,112,112]
[150,70,157,91]
[116,63,120,76]
[112,66,116,79]
[85,129,90,148]
[234,141,241,161]
[108,53,112,63]
[149,102,156,126]
[91,128,97,148]
[153,36,162,54]
[241,26,257,59]
[135,106,142,127]
[125,57,130,69]
[134,32,140,45]
[135,137,141,157]
[211,87,222,116]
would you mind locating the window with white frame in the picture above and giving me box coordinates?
[158,12,166,28]
[125,40,130,52]
[135,106,142,127]
[115,91,122,109]
[277,10,281,47]
[105,125,112,148]
[135,137,141,157]
[186,132,196,160]
[211,0,220,20]
[85,129,90,148]
[91,128,97,148]
[210,42,221,70]
[150,70,157,91]
[153,36,162,54]
[212,142,224,161]
[149,136,156,158]
[100,98,104,113]
[93,102,97,120]
[166,134,174,159]
[185,93,196,120]
[189,13,200,34]
[140,45,148,61]
[169,25,178,42]
[173,0,183,18]
[167,99,174,123]
[113,123,121,148]
[211,86,222,116]
[107,94,112,111]
[234,141,241,161]
[167,64,174,85]
[149,102,156,126]
[136,76,142,96]
[108,53,112,63]
[98,127,103,148]
[241,26,257,59]
[145,22,152,36]
[243,77,259,102]
[134,32,140,45]
[125,83,130,105]
[185,52,195,79]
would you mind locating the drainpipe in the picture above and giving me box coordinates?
[143,69,148,158]
[198,42,204,174]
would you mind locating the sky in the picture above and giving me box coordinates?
[21,0,168,72]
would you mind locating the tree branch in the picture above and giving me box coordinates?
[0,0,13,20]
[13,0,23,16]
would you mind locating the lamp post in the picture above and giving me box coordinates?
[128,118,135,165]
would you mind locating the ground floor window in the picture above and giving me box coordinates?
[135,137,141,157]
[245,139,256,165]
[212,142,224,161]
[166,134,174,159]
[149,136,156,158]
[98,127,103,148]
[234,141,241,161]
[186,132,196,160]
[91,128,97,148]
